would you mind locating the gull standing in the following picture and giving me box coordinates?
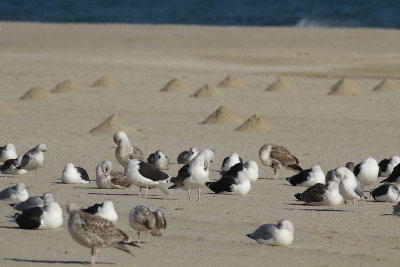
[147,150,170,170]
[96,160,131,189]
[114,131,144,170]
[337,166,364,205]
[19,143,47,178]
[354,157,379,190]
[129,205,167,243]
[247,219,294,246]
[326,162,354,183]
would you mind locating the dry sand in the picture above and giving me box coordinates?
[91,75,121,88]
[160,78,191,92]
[0,22,400,266]
[51,79,84,94]
[19,86,55,100]
[266,77,297,92]
[191,84,224,98]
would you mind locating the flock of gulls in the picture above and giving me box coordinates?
[1,130,400,264]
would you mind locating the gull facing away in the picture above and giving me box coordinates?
[370,184,400,203]
[354,157,379,190]
[114,131,144,170]
[147,150,170,170]
[19,143,47,178]
[220,152,243,173]
[177,147,198,164]
[96,160,131,189]
[82,200,118,222]
[1,155,28,175]
[294,181,344,206]
[380,163,400,184]
[129,205,167,243]
[286,165,325,187]
[259,144,302,180]
[0,182,29,202]
[0,143,17,162]
[11,192,53,211]
[378,156,400,177]
[61,163,89,184]
[67,203,141,265]
[247,219,294,246]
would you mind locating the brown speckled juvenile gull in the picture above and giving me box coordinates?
[259,144,302,180]
[147,150,170,170]
[96,160,131,189]
[19,143,47,178]
[177,147,198,164]
[129,205,166,243]
[113,131,144,170]
[67,203,141,265]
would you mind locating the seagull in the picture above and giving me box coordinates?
[247,219,294,246]
[220,152,243,173]
[325,162,354,183]
[259,144,302,180]
[221,160,259,182]
[67,203,141,265]
[370,184,400,203]
[114,131,144,170]
[206,173,251,196]
[380,163,400,184]
[82,200,118,222]
[147,150,170,170]
[354,157,379,190]
[336,166,364,205]
[129,205,167,243]
[286,165,325,187]
[169,149,214,201]
[177,147,198,164]
[61,163,89,184]
[125,159,172,196]
[0,143,17,162]
[8,197,62,229]
[378,156,400,177]
[18,143,47,178]
[392,201,400,215]
[96,160,131,189]
[294,181,344,206]
[0,182,28,201]
[0,155,28,175]
[11,192,53,211]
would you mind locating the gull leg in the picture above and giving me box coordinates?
[188,188,191,201]
[137,231,141,244]
[273,169,278,180]
[139,186,142,196]
[197,188,201,201]
[145,187,149,196]
[147,231,150,242]
[90,247,97,265]
[36,169,38,179]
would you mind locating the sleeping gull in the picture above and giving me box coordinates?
[337,166,364,205]
[325,162,354,183]
[378,156,400,177]
[222,160,259,183]
[129,205,167,243]
[370,184,400,203]
[294,181,344,206]
[0,182,28,201]
[125,159,172,196]
[19,143,47,178]
[259,144,302,180]
[177,147,198,164]
[96,160,131,189]
[61,163,89,184]
[67,203,141,265]
[220,152,243,173]
[380,163,400,184]
[206,173,251,196]
[1,155,28,175]
[82,200,118,222]
[11,192,53,211]
[286,165,325,187]
[0,143,17,162]
[247,219,294,246]
[354,157,379,190]
[114,131,144,170]
[147,150,170,170]
[169,149,214,201]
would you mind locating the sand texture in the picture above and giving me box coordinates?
[328,77,360,95]
[266,77,297,92]
[51,79,84,94]
[19,86,55,100]
[160,78,191,92]
[89,113,137,134]
[202,105,243,125]
[91,75,121,87]
[218,75,245,88]
[235,114,274,132]
[372,78,400,92]
[191,84,224,98]
[0,22,400,267]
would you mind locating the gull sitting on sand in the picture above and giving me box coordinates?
[370,184,400,203]
[247,219,294,246]
[177,147,198,164]
[0,143,17,163]
[220,152,243,173]
[61,163,89,184]
[378,156,400,177]
[1,155,28,175]
[129,205,167,243]
[380,163,400,184]
[11,192,53,211]
[114,131,145,170]
[96,160,131,189]
[222,160,259,183]
[354,157,379,190]
[0,182,29,202]
[294,180,344,206]
[286,165,325,187]
[18,143,47,178]
[147,150,170,170]
[259,144,302,180]
[82,200,118,222]
[67,203,141,265]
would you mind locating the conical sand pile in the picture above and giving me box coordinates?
[218,75,245,88]
[328,77,360,96]
[192,84,224,98]
[90,113,137,134]
[372,78,400,92]
[51,79,84,93]
[160,78,190,92]
[91,75,121,87]
[202,105,243,125]
[20,86,55,100]
[0,98,15,114]
[266,77,297,92]
[235,114,274,132]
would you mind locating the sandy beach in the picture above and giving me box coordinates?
[0,22,400,266]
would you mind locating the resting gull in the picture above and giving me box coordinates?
[82,200,118,222]
[61,163,89,184]
[114,131,144,170]
[147,150,170,170]
[0,143,17,162]
[259,144,302,180]
[19,143,47,178]
[11,192,53,211]
[220,152,243,173]
[247,219,294,246]
[286,165,325,187]
[96,160,131,189]
[380,163,400,184]
[337,166,364,205]
[294,181,344,206]
[354,157,379,190]
[0,155,28,175]
[0,182,28,201]
[67,203,141,265]
[370,184,400,203]
[378,156,400,177]
[177,147,198,164]
[129,205,167,243]
[325,162,354,183]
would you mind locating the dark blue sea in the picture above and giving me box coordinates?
[1,0,400,29]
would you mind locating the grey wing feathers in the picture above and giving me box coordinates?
[248,224,276,241]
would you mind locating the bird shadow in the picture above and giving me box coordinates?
[2,258,114,265]
[88,192,138,196]
[257,177,275,180]
[0,225,20,229]
[283,207,348,212]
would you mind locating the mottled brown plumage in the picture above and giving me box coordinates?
[96,160,131,189]
[129,205,167,243]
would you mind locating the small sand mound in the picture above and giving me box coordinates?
[160,78,190,92]
[235,114,274,132]
[19,86,55,100]
[372,78,400,92]
[0,98,15,114]
[90,113,137,134]
[218,75,245,88]
[202,105,243,125]
[192,84,224,98]
[51,79,84,94]
[328,77,360,96]
[266,77,297,92]
[91,75,121,87]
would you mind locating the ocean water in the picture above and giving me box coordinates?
[1,0,400,29]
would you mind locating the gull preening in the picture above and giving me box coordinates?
[286,165,325,187]
[114,131,144,170]
[82,200,118,222]
[129,205,167,243]
[0,143,17,162]
[378,156,400,177]
[259,144,302,180]
[370,184,400,203]
[11,192,53,211]
[19,143,47,178]
[220,152,243,173]
[177,147,198,164]
[61,163,89,184]
[96,160,131,189]
[67,203,141,265]
[337,166,364,205]
[147,150,170,170]
[325,162,354,184]
[0,182,29,201]
[247,219,294,246]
